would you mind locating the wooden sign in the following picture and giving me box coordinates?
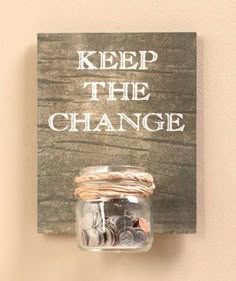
[37,33,196,234]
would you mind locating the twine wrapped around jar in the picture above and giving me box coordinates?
[74,171,156,200]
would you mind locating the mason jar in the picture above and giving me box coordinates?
[74,166,156,252]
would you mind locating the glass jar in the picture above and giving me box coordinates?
[74,166,155,252]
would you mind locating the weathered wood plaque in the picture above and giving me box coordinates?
[37,33,196,234]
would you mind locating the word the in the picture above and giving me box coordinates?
[83,82,149,101]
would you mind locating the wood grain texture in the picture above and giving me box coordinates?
[37,33,196,234]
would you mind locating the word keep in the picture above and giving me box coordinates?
[77,51,158,70]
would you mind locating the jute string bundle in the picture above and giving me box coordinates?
[74,171,156,200]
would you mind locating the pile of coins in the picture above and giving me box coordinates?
[80,212,150,248]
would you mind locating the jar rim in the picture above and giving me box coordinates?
[80,165,145,175]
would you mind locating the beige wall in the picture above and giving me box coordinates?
[0,1,235,280]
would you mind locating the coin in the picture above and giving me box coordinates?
[134,228,147,246]
[133,218,140,227]
[116,215,133,230]
[104,227,114,247]
[138,218,150,233]
[81,213,94,230]
[108,216,119,225]
[97,229,105,246]
[93,210,102,228]
[86,229,100,247]
[118,226,135,236]
[124,210,137,220]
[105,216,118,230]
[119,229,135,246]
[111,227,119,246]
[80,230,88,246]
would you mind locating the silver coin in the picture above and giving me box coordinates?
[105,216,118,231]
[116,215,133,230]
[80,230,88,246]
[93,210,102,228]
[119,230,135,246]
[81,212,94,230]
[108,227,117,246]
[110,228,117,246]
[118,226,135,236]
[97,228,105,246]
[108,216,119,224]
[104,228,113,247]
[124,210,137,221]
[134,228,147,246]
[86,229,100,247]
[106,221,118,233]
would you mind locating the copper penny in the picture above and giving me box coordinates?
[138,218,150,233]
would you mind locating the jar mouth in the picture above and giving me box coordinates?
[75,165,155,201]
[80,165,145,176]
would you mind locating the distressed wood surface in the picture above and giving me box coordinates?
[37,33,196,234]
